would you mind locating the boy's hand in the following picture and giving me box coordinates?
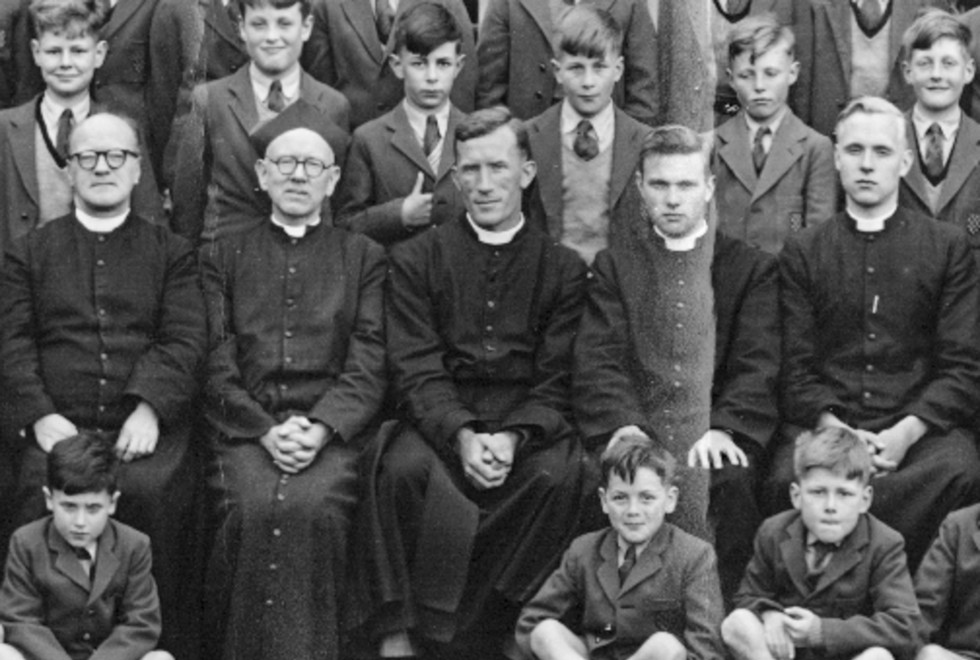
[33,414,79,452]
[687,429,747,469]
[783,607,821,648]
[116,401,159,462]
[761,610,794,660]
[401,173,433,228]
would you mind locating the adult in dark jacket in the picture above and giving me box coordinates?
[0,112,207,660]
[349,108,588,660]
[769,97,980,571]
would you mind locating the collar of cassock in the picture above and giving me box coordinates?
[846,199,898,233]
[653,219,709,252]
[465,213,526,245]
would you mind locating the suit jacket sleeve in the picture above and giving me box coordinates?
[0,534,74,660]
[514,541,586,659]
[308,238,387,445]
[819,535,921,657]
[200,241,279,439]
[903,235,980,432]
[620,0,659,126]
[122,233,206,427]
[573,251,648,447]
[89,538,161,660]
[913,510,959,644]
[475,0,510,110]
[710,249,779,450]
[500,248,586,442]
[0,238,59,438]
[779,236,847,427]
[683,543,726,660]
[802,134,837,229]
[171,84,211,241]
[334,132,414,245]
[301,0,337,88]
[733,522,787,615]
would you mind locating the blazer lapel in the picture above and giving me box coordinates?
[48,523,90,593]
[620,525,668,596]
[340,0,385,66]
[227,67,259,134]
[902,119,932,211]
[778,517,812,598]
[518,0,553,47]
[100,0,142,39]
[596,530,621,606]
[753,113,805,201]
[811,516,870,597]
[204,0,244,50]
[528,106,564,238]
[88,523,121,606]
[936,116,980,214]
[388,104,433,175]
[8,101,40,208]
[436,106,464,182]
[717,117,757,193]
[824,0,852,85]
[609,108,642,207]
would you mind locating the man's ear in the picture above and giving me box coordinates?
[519,157,537,189]
[255,159,270,191]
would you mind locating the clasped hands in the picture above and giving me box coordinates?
[34,400,160,463]
[762,607,821,660]
[260,416,331,474]
[817,412,926,476]
[456,427,519,490]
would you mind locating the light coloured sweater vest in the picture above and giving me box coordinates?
[850,12,891,98]
[34,126,73,224]
[561,142,613,263]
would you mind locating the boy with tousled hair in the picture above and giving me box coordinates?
[0,433,173,660]
[714,13,836,255]
[525,4,651,264]
[898,9,980,265]
[723,427,921,660]
[334,1,467,246]
[515,435,724,660]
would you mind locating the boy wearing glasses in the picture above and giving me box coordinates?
[0,111,207,659]
[0,0,163,258]
[198,102,386,660]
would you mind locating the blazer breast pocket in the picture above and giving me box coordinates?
[642,597,685,634]
[777,196,805,232]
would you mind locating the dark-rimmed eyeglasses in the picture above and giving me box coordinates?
[266,156,334,178]
[69,149,140,171]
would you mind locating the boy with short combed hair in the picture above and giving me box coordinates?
[515,436,725,660]
[525,4,651,264]
[0,433,173,660]
[722,427,921,660]
[714,13,836,255]
[898,9,980,264]
[0,0,163,256]
[334,2,467,247]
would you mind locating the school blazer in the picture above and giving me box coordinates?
[515,525,725,660]
[736,511,922,660]
[0,517,161,660]
[301,0,476,129]
[900,114,980,262]
[334,103,467,246]
[476,0,658,125]
[713,110,836,254]
[525,104,651,251]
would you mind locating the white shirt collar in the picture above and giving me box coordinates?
[403,99,451,148]
[912,105,961,144]
[745,107,787,141]
[249,62,301,109]
[40,92,90,136]
[75,208,129,233]
[653,219,709,251]
[466,213,525,245]
[847,199,898,232]
[271,214,321,238]
[560,99,615,154]
[616,534,652,565]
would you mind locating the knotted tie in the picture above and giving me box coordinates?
[923,122,946,184]
[376,0,395,44]
[74,546,94,581]
[56,109,73,163]
[423,114,441,172]
[267,79,285,113]
[619,544,637,586]
[752,125,770,175]
[853,0,887,38]
[805,540,836,587]
[573,119,599,161]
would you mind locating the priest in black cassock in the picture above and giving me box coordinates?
[0,112,207,660]
[349,107,588,660]
[769,96,980,570]
[199,105,387,660]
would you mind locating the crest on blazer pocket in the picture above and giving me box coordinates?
[789,213,804,232]
[967,213,980,236]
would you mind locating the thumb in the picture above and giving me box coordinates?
[412,171,425,194]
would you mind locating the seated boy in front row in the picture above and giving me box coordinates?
[914,503,980,660]
[0,433,172,660]
[515,436,725,660]
[722,427,921,660]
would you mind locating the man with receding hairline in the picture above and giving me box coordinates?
[770,96,980,571]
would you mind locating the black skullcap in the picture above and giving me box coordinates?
[248,98,350,166]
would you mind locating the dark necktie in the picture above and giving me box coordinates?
[923,123,946,184]
[376,0,395,45]
[752,126,770,174]
[573,119,599,161]
[56,109,73,163]
[619,544,637,586]
[854,0,886,37]
[267,80,285,113]
[717,0,751,21]
[74,546,94,580]
[806,540,835,587]
[423,115,440,157]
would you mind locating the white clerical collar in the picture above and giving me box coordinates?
[653,219,709,251]
[466,213,525,245]
[271,214,321,238]
[249,62,301,106]
[75,208,129,233]
[847,200,897,233]
[560,99,615,154]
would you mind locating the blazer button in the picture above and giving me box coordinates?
[538,63,546,71]
[534,91,543,99]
